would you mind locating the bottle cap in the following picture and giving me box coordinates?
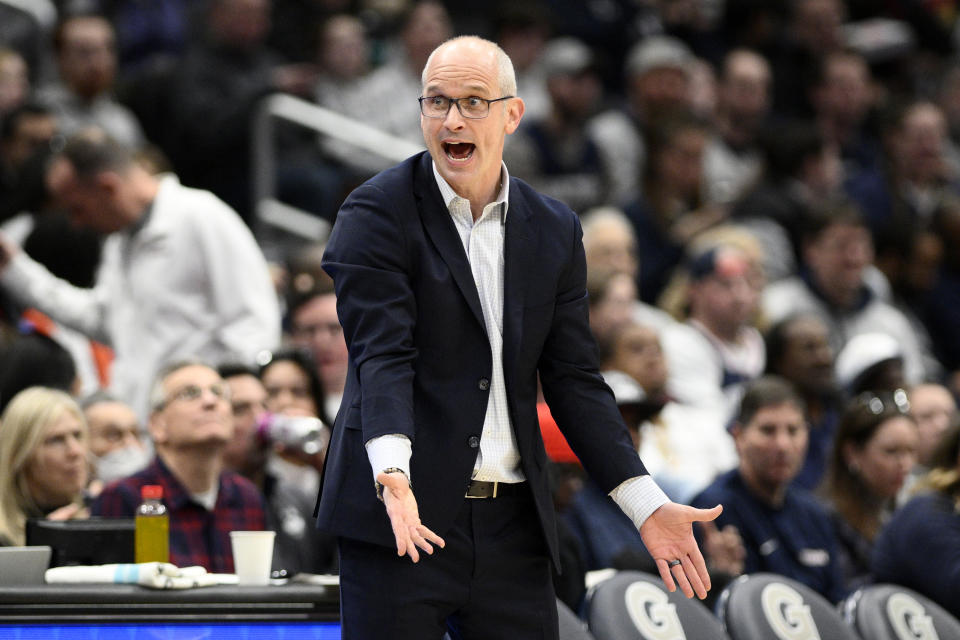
[141,485,163,500]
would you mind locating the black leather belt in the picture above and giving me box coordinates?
[465,480,526,499]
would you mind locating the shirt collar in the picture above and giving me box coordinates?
[432,161,510,222]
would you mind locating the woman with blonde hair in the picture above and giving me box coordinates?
[873,421,960,618]
[0,387,89,546]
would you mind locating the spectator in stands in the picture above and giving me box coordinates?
[660,242,765,421]
[770,0,847,118]
[260,348,327,424]
[900,382,957,501]
[0,102,57,223]
[0,130,280,418]
[703,49,772,206]
[168,0,321,222]
[691,375,847,603]
[808,49,882,175]
[81,392,149,488]
[580,207,675,334]
[220,363,337,576]
[873,422,960,619]
[492,2,552,122]
[0,331,77,413]
[729,121,843,282]
[0,387,89,546]
[762,203,932,385]
[504,37,606,213]
[93,361,267,572]
[821,390,917,592]
[622,114,725,304]
[764,312,842,490]
[909,382,957,470]
[588,269,639,347]
[589,35,696,205]
[363,0,453,145]
[602,321,737,503]
[259,348,327,497]
[313,14,391,177]
[38,14,145,148]
[288,280,348,420]
[0,48,29,119]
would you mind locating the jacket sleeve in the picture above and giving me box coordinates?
[321,183,418,444]
[537,213,646,492]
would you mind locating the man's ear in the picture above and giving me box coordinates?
[148,412,167,446]
[504,97,525,135]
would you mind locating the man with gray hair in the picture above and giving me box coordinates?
[320,35,720,638]
[0,129,280,418]
[92,360,267,573]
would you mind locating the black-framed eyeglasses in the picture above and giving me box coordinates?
[418,95,514,119]
[857,388,910,416]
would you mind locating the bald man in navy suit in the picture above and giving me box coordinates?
[319,35,722,639]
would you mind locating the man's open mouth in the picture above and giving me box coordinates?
[443,142,475,161]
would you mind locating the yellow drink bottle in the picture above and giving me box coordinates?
[135,485,169,563]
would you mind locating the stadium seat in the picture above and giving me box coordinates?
[841,583,960,640]
[586,570,729,640]
[717,573,859,640]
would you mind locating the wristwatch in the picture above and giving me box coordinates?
[375,467,411,502]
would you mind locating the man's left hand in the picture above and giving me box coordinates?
[639,502,723,599]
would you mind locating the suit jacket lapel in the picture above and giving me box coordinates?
[414,153,486,330]
[503,181,536,374]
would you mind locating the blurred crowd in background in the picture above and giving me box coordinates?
[1,0,960,619]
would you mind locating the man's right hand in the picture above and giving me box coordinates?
[377,470,445,563]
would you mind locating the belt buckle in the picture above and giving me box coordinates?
[465,480,498,499]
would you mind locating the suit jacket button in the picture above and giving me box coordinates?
[467,435,480,448]
[478,377,490,390]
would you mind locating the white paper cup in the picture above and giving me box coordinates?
[230,530,275,585]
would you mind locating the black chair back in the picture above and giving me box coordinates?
[842,583,960,640]
[717,573,860,640]
[587,570,729,640]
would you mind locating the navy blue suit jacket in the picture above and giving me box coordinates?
[318,151,647,567]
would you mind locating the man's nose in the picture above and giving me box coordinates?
[443,102,466,129]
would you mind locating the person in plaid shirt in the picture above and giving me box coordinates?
[93,360,267,572]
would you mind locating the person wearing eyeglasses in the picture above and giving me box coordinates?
[820,390,918,592]
[92,360,267,573]
[319,35,721,639]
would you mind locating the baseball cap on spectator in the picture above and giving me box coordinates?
[625,35,693,78]
[687,246,750,282]
[835,332,903,391]
[541,37,595,78]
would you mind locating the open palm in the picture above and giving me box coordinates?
[639,501,723,599]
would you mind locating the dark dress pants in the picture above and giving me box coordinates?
[338,486,560,639]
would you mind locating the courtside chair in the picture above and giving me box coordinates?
[841,583,960,640]
[717,573,861,640]
[586,570,729,640]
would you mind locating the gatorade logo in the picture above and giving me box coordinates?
[760,582,822,640]
[887,593,939,640]
[624,581,686,640]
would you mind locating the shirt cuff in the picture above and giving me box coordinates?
[365,434,412,483]
[609,475,670,530]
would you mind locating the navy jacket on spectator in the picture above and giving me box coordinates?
[691,469,846,603]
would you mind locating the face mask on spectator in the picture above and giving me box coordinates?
[93,445,152,483]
